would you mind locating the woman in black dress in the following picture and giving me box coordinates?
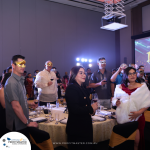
[65,66,98,150]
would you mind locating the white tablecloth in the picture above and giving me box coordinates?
[30,108,116,148]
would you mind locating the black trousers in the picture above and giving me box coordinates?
[11,124,40,150]
[12,122,30,140]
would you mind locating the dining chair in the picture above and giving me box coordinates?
[109,121,138,150]
[144,107,150,150]
[28,127,54,150]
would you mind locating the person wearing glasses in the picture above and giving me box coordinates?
[112,67,150,150]
[66,66,98,150]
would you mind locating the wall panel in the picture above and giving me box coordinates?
[0,0,116,76]
[20,0,36,74]
[2,0,20,69]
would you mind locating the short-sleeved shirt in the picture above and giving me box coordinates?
[4,73,29,131]
[114,73,123,85]
[90,69,112,99]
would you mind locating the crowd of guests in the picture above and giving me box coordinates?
[0,66,69,102]
[0,55,150,150]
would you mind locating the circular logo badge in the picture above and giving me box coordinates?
[0,132,31,150]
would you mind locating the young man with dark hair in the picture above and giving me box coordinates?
[138,65,144,70]
[136,67,145,83]
[89,57,113,109]
[4,55,38,139]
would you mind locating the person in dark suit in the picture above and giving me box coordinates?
[65,66,98,150]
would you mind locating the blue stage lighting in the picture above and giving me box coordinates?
[76,58,80,61]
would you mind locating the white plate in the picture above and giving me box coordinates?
[29,111,37,116]
[60,118,68,124]
[92,116,106,121]
[31,117,46,122]
[50,104,56,106]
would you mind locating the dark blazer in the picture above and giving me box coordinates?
[65,83,93,138]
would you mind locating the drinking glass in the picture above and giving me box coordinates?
[96,100,101,114]
[55,113,59,121]
[36,107,41,116]
[56,100,59,108]
[47,103,50,108]
[49,109,52,122]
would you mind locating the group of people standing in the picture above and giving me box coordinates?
[66,58,150,150]
[0,54,150,150]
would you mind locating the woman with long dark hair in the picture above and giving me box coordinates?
[0,73,11,137]
[112,67,150,150]
[65,66,98,150]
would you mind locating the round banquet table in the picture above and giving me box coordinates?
[30,107,116,149]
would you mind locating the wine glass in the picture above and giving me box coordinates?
[49,107,53,121]
[96,100,101,114]
[55,113,59,122]
[50,77,54,81]
[116,95,121,108]
[93,93,98,103]
[34,100,38,105]
[116,96,121,101]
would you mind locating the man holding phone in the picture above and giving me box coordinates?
[89,57,112,109]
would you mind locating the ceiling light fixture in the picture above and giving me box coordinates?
[100,0,128,31]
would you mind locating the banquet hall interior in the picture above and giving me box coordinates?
[0,0,150,150]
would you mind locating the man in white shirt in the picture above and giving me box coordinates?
[34,60,57,106]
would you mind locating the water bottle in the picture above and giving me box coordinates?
[56,100,59,108]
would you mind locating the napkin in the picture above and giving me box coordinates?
[60,118,68,124]
[29,111,37,116]
[100,111,111,115]
[92,116,105,121]
[31,117,47,122]
[50,104,56,107]
[52,107,66,112]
